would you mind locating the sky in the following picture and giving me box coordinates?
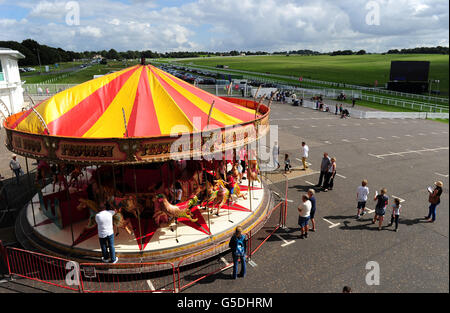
[0,0,448,53]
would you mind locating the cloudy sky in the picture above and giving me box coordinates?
[0,0,448,53]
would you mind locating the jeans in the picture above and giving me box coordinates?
[317,171,326,186]
[232,254,246,278]
[390,215,399,229]
[427,203,438,221]
[99,234,116,262]
[12,168,22,184]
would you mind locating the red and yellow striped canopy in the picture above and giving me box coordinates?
[12,65,258,138]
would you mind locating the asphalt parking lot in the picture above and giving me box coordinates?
[0,100,448,293]
[182,100,449,293]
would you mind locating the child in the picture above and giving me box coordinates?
[356,180,369,219]
[388,198,401,232]
[373,188,389,231]
[284,154,292,173]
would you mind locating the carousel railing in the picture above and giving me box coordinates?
[79,262,177,293]
[1,243,82,292]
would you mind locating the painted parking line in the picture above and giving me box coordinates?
[341,139,350,142]
[388,151,405,157]
[435,172,449,178]
[418,133,426,136]
[335,173,346,179]
[248,260,258,267]
[324,141,332,144]
[377,137,385,140]
[322,218,340,229]
[220,257,230,266]
[391,135,400,139]
[391,195,406,203]
[365,208,375,214]
[404,134,413,137]
[360,138,369,141]
[369,147,449,159]
[304,180,315,186]
[274,234,295,247]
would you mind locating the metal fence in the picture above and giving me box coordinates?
[160,61,448,104]
[3,244,81,292]
[80,262,177,293]
[300,100,449,119]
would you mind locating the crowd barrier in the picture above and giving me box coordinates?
[2,244,81,292]
[80,262,177,293]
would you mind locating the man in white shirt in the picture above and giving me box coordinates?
[356,179,370,219]
[297,195,312,239]
[95,201,118,263]
[301,142,309,170]
[9,154,23,185]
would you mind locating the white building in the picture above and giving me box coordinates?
[0,48,25,120]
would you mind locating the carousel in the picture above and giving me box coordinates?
[3,61,273,267]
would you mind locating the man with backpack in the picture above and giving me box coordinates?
[229,226,248,279]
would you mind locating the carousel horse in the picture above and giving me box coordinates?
[117,195,144,219]
[52,165,68,192]
[69,166,84,190]
[247,159,261,184]
[76,198,133,235]
[211,180,230,216]
[158,194,198,223]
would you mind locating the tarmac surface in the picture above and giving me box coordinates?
[0,100,448,293]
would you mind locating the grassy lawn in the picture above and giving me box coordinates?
[176,54,449,96]
[21,61,139,84]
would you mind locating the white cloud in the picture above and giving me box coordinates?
[0,0,448,53]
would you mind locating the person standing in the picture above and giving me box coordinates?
[95,200,119,263]
[335,104,339,115]
[307,189,317,232]
[284,154,292,174]
[9,154,23,185]
[297,195,312,239]
[300,142,309,170]
[323,157,336,191]
[316,153,331,187]
[426,181,443,223]
[356,180,370,219]
[229,226,247,279]
[388,198,401,232]
[372,188,389,231]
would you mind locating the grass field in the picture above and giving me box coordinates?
[22,61,139,84]
[176,54,449,95]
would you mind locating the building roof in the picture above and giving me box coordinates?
[0,48,25,59]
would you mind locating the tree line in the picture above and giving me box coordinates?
[0,38,448,67]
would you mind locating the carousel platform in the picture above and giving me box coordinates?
[15,175,274,268]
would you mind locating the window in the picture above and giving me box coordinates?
[0,60,4,81]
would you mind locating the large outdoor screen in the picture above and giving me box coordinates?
[389,61,430,82]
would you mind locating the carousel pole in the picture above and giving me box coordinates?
[64,163,75,246]
[225,151,233,224]
[25,157,36,227]
[132,165,143,252]
[247,144,252,212]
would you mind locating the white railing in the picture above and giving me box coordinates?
[300,100,448,119]
[157,61,448,104]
